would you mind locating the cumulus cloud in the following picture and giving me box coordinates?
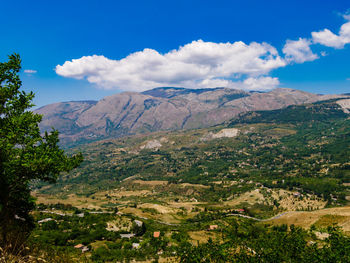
[312,20,350,49]
[24,69,37,74]
[242,76,280,91]
[283,38,318,63]
[186,76,279,91]
[56,16,350,92]
[56,40,286,91]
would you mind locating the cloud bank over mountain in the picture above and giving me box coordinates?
[55,16,350,92]
[55,40,285,91]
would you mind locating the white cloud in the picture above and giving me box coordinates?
[242,76,280,91]
[312,29,345,49]
[56,16,350,92]
[312,21,350,49]
[342,12,350,21]
[282,38,318,63]
[56,40,286,91]
[24,69,37,74]
[186,76,279,91]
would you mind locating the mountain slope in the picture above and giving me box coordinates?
[35,87,347,145]
[36,100,97,135]
[35,99,350,203]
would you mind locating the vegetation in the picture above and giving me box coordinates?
[37,100,350,207]
[2,54,350,262]
[177,223,350,262]
[25,204,350,262]
[0,54,82,249]
[27,98,350,262]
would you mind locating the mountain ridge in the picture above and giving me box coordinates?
[34,87,348,145]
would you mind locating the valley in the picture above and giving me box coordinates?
[28,98,350,262]
[3,3,350,261]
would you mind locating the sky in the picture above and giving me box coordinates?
[1,0,350,108]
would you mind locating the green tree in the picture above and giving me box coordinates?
[0,54,83,248]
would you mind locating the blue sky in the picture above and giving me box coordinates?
[1,0,350,107]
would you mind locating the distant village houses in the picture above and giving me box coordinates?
[208,225,218,230]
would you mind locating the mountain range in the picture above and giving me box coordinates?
[35,87,348,145]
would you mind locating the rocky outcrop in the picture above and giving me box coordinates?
[336,99,350,113]
[212,128,239,139]
[201,128,239,141]
[140,139,162,150]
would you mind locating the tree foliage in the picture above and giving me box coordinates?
[0,54,83,247]
[176,223,350,263]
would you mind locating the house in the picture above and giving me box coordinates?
[153,231,160,238]
[235,209,245,213]
[120,233,135,238]
[81,246,89,253]
[14,215,25,221]
[38,218,54,224]
[74,244,84,249]
[190,197,198,202]
[208,225,218,230]
[134,220,143,227]
[293,192,301,198]
[76,213,84,218]
[132,243,140,249]
[74,244,89,253]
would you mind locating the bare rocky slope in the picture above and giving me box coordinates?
[35,87,347,145]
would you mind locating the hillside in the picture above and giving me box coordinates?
[34,87,346,146]
[35,99,350,202]
[31,98,350,262]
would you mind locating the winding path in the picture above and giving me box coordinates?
[40,209,293,226]
[135,211,294,226]
[226,211,291,222]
